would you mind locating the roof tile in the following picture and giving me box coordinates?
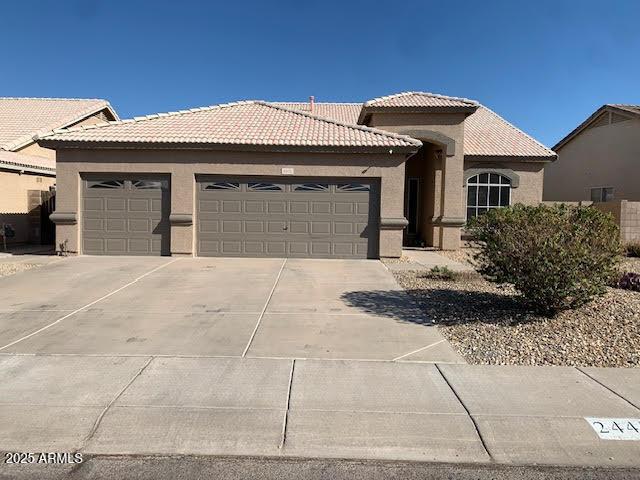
[364,91,478,108]
[42,101,422,150]
[0,97,116,151]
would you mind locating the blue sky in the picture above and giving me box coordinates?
[1,0,639,147]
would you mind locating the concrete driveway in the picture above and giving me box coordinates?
[0,256,461,362]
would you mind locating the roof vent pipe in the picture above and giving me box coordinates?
[309,96,315,113]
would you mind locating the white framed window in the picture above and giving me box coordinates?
[466,173,511,219]
[590,187,614,203]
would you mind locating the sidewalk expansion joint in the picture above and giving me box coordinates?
[279,358,295,450]
[242,258,287,357]
[79,356,154,451]
[434,363,494,462]
[576,367,640,413]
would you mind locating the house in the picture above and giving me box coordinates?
[0,97,118,246]
[38,92,556,258]
[544,104,640,203]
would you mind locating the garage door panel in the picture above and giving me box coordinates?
[222,200,241,213]
[245,201,264,214]
[197,177,379,258]
[290,202,309,214]
[105,219,127,232]
[200,220,219,233]
[267,201,286,214]
[106,198,126,211]
[82,177,169,256]
[266,242,286,255]
[311,202,331,214]
[221,220,242,233]
[199,200,219,213]
[289,221,308,234]
[244,221,264,233]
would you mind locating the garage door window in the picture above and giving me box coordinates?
[337,183,370,192]
[294,183,329,192]
[87,180,124,189]
[204,182,240,190]
[248,182,282,191]
[133,180,164,189]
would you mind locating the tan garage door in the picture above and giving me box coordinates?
[82,176,170,255]
[197,177,379,258]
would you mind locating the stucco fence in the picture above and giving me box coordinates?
[542,200,640,245]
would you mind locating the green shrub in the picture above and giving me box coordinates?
[467,204,622,316]
[626,241,640,257]
[422,266,456,281]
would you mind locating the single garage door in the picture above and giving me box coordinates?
[197,177,379,258]
[82,176,170,255]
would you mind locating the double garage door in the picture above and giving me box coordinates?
[81,175,379,258]
[197,177,379,258]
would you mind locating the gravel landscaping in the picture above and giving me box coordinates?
[392,269,640,367]
[0,262,40,278]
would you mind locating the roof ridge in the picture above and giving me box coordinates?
[475,105,555,155]
[260,101,422,146]
[270,101,362,106]
[365,91,478,107]
[42,100,258,138]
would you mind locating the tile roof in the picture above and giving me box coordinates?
[271,102,361,125]
[464,106,556,158]
[0,150,56,175]
[0,97,117,151]
[40,101,422,151]
[279,101,555,159]
[364,91,478,108]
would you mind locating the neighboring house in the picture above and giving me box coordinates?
[38,92,556,258]
[0,97,118,246]
[544,104,640,202]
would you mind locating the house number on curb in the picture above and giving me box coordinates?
[585,418,640,440]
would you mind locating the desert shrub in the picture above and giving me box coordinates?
[467,204,622,316]
[615,272,640,292]
[422,266,457,281]
[626,241,640,257]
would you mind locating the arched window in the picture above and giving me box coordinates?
[466,173,511,219]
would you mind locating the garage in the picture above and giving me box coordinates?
[197,177,379,258]
[82,176,170,255]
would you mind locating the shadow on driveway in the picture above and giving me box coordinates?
[341,287,537,327]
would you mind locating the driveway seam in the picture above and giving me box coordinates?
[392,339,446,361]
[79,356,154,451]
[279,358,295,449]
[242,258,287,357]
[0,258,181,352]
[434,363,494,462]
[575,367,640,413]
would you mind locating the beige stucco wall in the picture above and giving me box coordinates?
[0,170,56,214]
[544,117,640,201]
[0,170,56,244]
[54,148,409,257]
[367,112,467,249]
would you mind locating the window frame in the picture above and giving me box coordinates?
[466,173,512,220]
[590,186,614,203]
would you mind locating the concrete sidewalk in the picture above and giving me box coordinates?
[0,355,638,469]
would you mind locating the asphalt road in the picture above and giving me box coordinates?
[1,456,639,480]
